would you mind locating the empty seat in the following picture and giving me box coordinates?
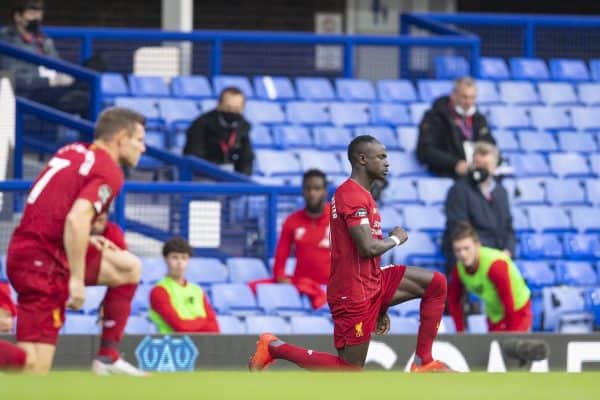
[467,315,489,333]
[125,316,155,335]
[295,77,335,101]
[376,79,418,103]
[506,153,551,177]
[390,231,439,264]
[141,257,166,284]
[417,79,453,103]
[131,284,153,312]
[329,102,370,126]
[355,126,398,149]
[526,206,573,233]
[542,286,586,331]
[290,316,333,334]
[476,80,501,104]
[569,207,600,233]
[63,314,99,334]
[158,99,200,131]
[545,179,587,206]
[401,206,445,232]
[577,83,600,106]
[335,78,376,102]
[245,316,291,334]
[387,152,426,176]
[589,59,600,81]
[254,149,302,176]
[185,257,228,285]
[511,207,532,232]
[253,76,295,100]
[128,75,170,97]
[138,130,166,168]
[313,126,352,150]
[512,178,546,205]
[498,81,539,105]
[286,101,329,125]
[272,125,313,149]
[389,316,420,334]
[584,288,600,327]
[211,283,261,315]
[509,57,550,81]
[409,103,430,125]
[434,55,469,79]
[295,150,344,175]
[217,315,247,334]
[494,130,520,152]
[518,261,556,288]
[556,261,597,286]
[397,127,419,153]
[114,97,163,129]
[537,82,579,106]
[479,57,510,80]
[381,178,419,205]
[585,179,600,205]
[250,125,274,148]
[256,283,304,316]
[563,234,600,260]
[549,153,592,178]
[516,130,558,152]
[550,58,591,82]
[569,107,600,131]
[244,101,285,125]
[378,207,403,231]
[489,106,531,129]
[213,75,254,98]
[417,178,453,205]
[227,257,270,283]
[558,131,597,153]
[528,107,572,131]
[101,73,129,99]
[519,233,564,259]
[82,286,107,314]
[388,299,421,317]
[370,103,411,126]
[199,98,217,112]
[589,154,600,176]
[171,75,212,99]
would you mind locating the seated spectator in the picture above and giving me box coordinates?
[184,87,254,175]
[249,169,330,309]
[149,237,219,334]
[442,141,514,273]
[447,222,532,332]
[417,77,495,178]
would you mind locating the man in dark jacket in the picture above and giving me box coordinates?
[184,87,254,175]
[442,141,515,274]
[417,77,495,178]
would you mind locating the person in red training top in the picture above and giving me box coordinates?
[249,169,331,309]
[447,222,532,332]
[149,237,219,333]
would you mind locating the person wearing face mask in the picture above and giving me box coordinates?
[441,141,515,275]
[417,77,495,178]
[183,87,254,176]
[0,0,59,89]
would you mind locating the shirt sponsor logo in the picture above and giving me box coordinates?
[135,335,198,372]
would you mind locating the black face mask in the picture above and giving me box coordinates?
[24,19,41,35]
[219,111,241,126]
[470,167,489,184]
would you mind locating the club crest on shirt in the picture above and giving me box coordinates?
[355,321,364,338]
[354,208,368,217]
[295,227,306,240]
[98,184,112,205]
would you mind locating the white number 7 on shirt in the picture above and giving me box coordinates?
[27,157,71,204]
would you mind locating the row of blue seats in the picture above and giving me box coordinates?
[482,105,600,131]
[436,56,600,82]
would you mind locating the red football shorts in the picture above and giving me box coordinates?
[6,249,69,345]
[85,246,102,286]
[330,264,406,350]
[488,299,533,332]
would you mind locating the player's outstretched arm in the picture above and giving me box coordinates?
[349,225,408,259]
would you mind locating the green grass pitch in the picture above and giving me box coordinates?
[0,371,597,400]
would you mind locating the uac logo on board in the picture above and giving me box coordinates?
[135,335,199,372]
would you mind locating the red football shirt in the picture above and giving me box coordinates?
[9,143,124,271]
[272,206,331,285]
[328,179,383,303]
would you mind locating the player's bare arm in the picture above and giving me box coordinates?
[348,224,408,258]
[64,199,96,310]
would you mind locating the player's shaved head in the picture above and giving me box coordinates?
[94,107,145,140]
[347,135,380,166]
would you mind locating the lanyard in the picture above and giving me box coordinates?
[219,130,237,158]
[454,115,473,140]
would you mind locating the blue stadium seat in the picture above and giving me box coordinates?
[528,107,572,132]
[409,103,430,125]
[389,299,420,317]
[370,103,411,126]
[82,286,107,314]
[290,316,333,334]
[466,315,489,334]
[253,76,295,101]
[313,126,352,150]
[417,79,453,103]
[172,131,186,153]
[376,79,418,103]
[506,153,551,177]
[401,206,445,233]
[141,257,166,284]
[509,57,550,81]
[227,257,270,283]
[101,73,129,100]
[329,102,370,126]
[511,207,532,233]
[199,98,217,113]
[335,78,376,102]
[519,233,563,259]
[378,207,403,231]
[584,288,600,328]
[516,130,558,153]
[211,283,261,315]
[545,179,587,206]
[114,97,164,129]
[563,233,600,260]
[397,127,419,153]
[590,154,600,176]
[137,130,166,169]
[131,284,153,312]
[128,75,170,97]
[549,59,591,82]
[254,149,302,176]
[476,80,502,105]
[387,152,426,176]
[389,316,420,334]
[512,178,546,205]
[543,286,588,331]
[557,131,597,153]
[577,83,600,106]
[295,77,335,101]
[569,107,600,131]
[0,254,5,280]
[381,178,419,205]
[158,99,200,132]
[250,125,274,148]
[556,261,597,286]
[272,125,313,149]
[518,261,555,288]
[213,75,254,98]
[217,315,247,334]
[526,206,573,233]
[63,314,99,334]
[295,150,344,175]
[537,82,579,106]
[125,316,155,334]
[498,81,539,105]
[244,100,285,125]
[585,179,600,205]
[479,57,510,80]
[286,101,329,125]
[494,130,520,153]
[434,56,469,79]
[417,178,453,205]
[354,126,399,149]
[569,207,600,233]
[171,75,213,99]
[245,316,291,334]
[185,257,228,285]
[488,106,531,129]
[440,316,457,334]
[256,283,304,316]
[589,59,600,81]
[549,153,592,178]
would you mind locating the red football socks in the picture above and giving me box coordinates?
[415,272,447,365]
[98,283,137,362]
[269,341,360,371]
[0,340,26,371]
